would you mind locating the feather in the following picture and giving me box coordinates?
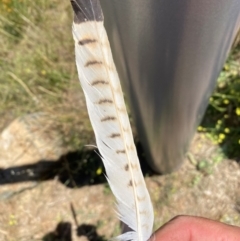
[69,1,154,240]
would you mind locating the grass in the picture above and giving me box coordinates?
[0,0,94,150]
[1,0,70,104]
[200,43,240,158]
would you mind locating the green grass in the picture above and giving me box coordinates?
[199,43,240,157]
[0,0,94,150]
[0,0,72,108]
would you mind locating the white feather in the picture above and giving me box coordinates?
[70,1,154,240]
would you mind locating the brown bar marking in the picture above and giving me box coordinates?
[101,116,116,122]
[79,39,97,45]
[116,150,126,154]
[98,99,113,104]
[85,60,103,67]
[91,80,109,86]
[109,133,121,138]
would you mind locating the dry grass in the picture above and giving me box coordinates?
[0,0,93,150]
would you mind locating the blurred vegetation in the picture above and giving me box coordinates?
[1,0,70,109]
[0,0,94,150]
[199,42,240,158]
[0,0,239,161]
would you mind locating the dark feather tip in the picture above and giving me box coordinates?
[70,0,103,24]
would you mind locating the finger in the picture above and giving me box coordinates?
[152,215,240,241]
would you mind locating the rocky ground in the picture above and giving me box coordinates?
[0,127,239,241]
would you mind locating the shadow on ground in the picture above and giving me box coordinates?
[0,141,155,189]
[42,203,107,241]
[42,222,72,241]
[42,222,105,241]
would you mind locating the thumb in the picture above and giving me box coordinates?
[151,215,240,241]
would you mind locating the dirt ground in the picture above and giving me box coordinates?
[0,132,239,241]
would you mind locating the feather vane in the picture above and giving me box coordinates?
[70,1,154,240]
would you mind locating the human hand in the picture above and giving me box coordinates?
[152,215,240,241]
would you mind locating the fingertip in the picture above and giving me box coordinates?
[153,215,240,241]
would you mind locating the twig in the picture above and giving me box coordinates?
[70,202,79,227]
[7,72,39,104]
[37,85,58,97]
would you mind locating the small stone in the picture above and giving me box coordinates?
[0,112,65,168]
